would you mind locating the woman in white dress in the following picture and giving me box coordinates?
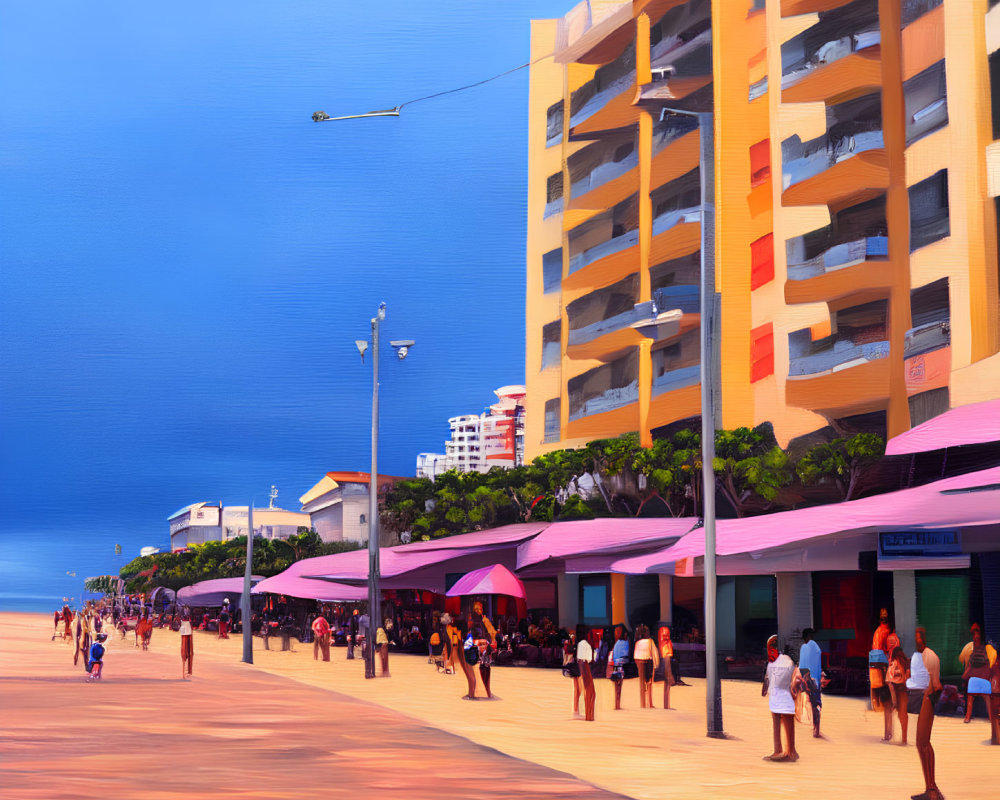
[762,634,802,762]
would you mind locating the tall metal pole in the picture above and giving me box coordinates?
[367,304,383,679]
[695,110,723,738]
[241,502,255,664]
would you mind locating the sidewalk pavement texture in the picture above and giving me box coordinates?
[4,613,997,799]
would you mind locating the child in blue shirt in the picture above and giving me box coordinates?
[610,627,631,710]
[87,632,108,681]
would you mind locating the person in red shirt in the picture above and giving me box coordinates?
[312,612,331,662]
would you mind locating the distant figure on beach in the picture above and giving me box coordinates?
[609,626,630,710]
[797,628,824,738]
[576,625,596,721]
[376,619,392,677]
[62,606,73,641]
[469,602,496,699]
[137,611,152,651]
[633,624,658,709]
[312,613,331,662]
[86,632,108,682]
[53,610,61,639]
[910,627,943,800]
[179,611,194,678]
[887,644,910,744]
[79,610,94,672]
[762,634,801,762]
[959,623,996,725]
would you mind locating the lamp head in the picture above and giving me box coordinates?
[312,111,331,122]
[355,340,368,362]
[390,340,415,360]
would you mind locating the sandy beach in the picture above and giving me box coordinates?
[3,611,996,799]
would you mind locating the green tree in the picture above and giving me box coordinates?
[713,424,793,517]
[796,433,885,500]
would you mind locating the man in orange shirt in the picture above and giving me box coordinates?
[912,627,943,800]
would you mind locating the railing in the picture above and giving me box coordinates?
[544,197,564,218]
[569,380,639,421]
[782,129,884,190]
[568,305,644,347]
[781,29,880,91]
[569,71,635,128]
[568,227,639,274]
[904,319,950,359]
[651,26,712,72]
[786,236,888,281]
[652,363,700,396]
[541,341,561,369]
[788,329,890,377]
[570,150,639,199]
[901,0,943,27]
[652,285,699,315]
[652,206,701,237]
[652,115,698,157]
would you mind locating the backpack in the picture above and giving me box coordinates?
[464,636,479,665]
[969,646,989,669]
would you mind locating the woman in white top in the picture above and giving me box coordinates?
[576,625,597,721]
[762,635,802,762]
[179,610,194,679]
[633,625,660,709]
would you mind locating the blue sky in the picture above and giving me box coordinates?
[0,1,571,605]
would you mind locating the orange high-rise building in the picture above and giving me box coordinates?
[525,0,1000,459]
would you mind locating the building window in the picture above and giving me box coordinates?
[542,248,562,294]
[579,574,612,626]
[991,50,1000,141]
[359,514,366,524]
[545,172,564,218]
[750,233,774,289]
[546,100,563,147]
[543,398,560,443]
[750,139,770,188]
[750,323,774,383]
[904,61,947,146]
[541,321,561,370]
[909,170,950,252]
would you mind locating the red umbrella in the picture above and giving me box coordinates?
[446,564,526,599]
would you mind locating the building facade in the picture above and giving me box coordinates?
[168,501,310,552]
[416,386,527,477]
[525,0,1000,460]
[299,471,407,546]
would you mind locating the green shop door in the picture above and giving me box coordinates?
[915,572,969,679]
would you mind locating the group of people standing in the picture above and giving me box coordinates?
[429,603,498,699]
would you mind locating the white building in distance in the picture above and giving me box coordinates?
[168,494,311,552]
[299,471,408,547]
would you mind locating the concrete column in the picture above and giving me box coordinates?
[893,570,917,651]
[557,573,579,630]
[611,573,626,625]
[658,575,673,625]
[776,572,813,652]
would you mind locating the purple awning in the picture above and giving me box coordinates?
[885,398,1000,455]
[252,574,367,602]
[445,564,526,598]
[176,576,262,608]
[613,465,1000,574]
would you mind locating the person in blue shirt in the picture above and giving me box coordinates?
[798,628,825,738]
[87,632,108,681]
[610,626,631,710]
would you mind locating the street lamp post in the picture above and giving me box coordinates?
[356,303,414,679]
[241,503,255,664]
[661,106,723,738]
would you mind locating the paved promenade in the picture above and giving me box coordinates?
[3,612,997,799]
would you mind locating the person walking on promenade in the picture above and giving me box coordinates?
[62,605,73,642]
[609,626,630,711]
[959,623,996,724]
[762,635,801,762]
[347,608,359,660]
[455,617,479,700]
[564,630,582,716]
[376,619,392,677]
[469,602,496,699]
[911,627,943,800]
[218,601,231,639]
[798,628,824,738]
[660,626,676,709]
[633,625,658,709]
[86,632,108,682]
[79,610,94,672]
[52,609,61,639]
[179,611,194,679]
[312,612,331,662]
[989,646,1000,746]
[576,625,597,721]
[137,611,153,651]
[443,613,464,679]
[870,609,894,741]
[887,645,910,745]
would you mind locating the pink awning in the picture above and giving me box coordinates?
[612,465,1000,574]
[176,576,262,607]
[885,398,1000,455]
[516,517,695,570]
[445,564,526,598]
[251,574,367,602]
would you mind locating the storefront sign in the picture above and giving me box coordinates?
[878,530,961,558]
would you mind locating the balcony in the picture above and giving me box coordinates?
[569,42,637,137]
[782,0,857,15]
[781,0,881,105]
[904,320,949,359]
[785,236,889,304]
[568,136,639,211]
[788,300,890,378]
[566,275,641,359]
[565,195,639,289]
[568,350,639,422]
[901,0,943,28]
[781,130,887,206]
[546,100,564,149]
[651,328,700,397]
[568,228,638,276]
[652,285,699,315]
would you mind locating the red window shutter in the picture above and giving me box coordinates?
[750,233,774,289]
[750,323,774,383]
[750,139,770,188]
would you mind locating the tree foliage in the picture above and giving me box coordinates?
[712,424,793,517]
[796,432,886,500]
